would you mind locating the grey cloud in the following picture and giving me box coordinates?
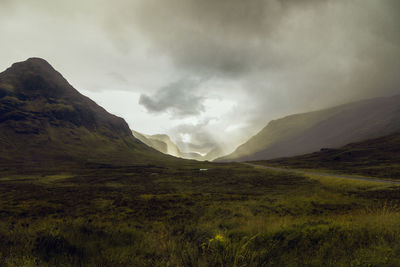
[170,119,218,154]
[122,0,400,98]
[98,0,400,141]
[107,72,128,84]
[139,78,205,118]
[2,0,400,156]
[126,0,331,76]
[0,0,16,14]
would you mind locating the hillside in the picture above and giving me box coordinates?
[0,58,169,170]
[132,130,183,158]
[218,95,400,162]
[259,132,400,179]
[202,146,227,161]
[151,134,183,157]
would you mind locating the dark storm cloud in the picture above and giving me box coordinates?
[139,78,205,118]
[128,0,330,76]
[128,0,400,99]
[2,0,400,154]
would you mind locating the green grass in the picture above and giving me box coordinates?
[1,162,400,266]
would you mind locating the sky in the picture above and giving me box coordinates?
[1,0,400,156]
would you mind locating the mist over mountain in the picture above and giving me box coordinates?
[132,129,227,161]
[218,95,400,162]
[0,58,169,169]
[132,130,183,158]
[181,152,204,161]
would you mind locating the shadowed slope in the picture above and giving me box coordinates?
[0,58,170,170]
[218,95,400,162]
[261,133,400,179]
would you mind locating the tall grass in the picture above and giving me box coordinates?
[1,164,400,266]
[2,203,400,266]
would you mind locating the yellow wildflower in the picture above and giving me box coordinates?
[215,234,224,242]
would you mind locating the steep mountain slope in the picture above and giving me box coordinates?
[202,146,227,161]
[150,134,183,157]
[132,130,183,158]
[262,132,400,179]
[218,95,400,162]
[0,58,168,170]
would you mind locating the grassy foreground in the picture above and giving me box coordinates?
[1,162,400,266]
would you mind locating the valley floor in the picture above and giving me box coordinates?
[247,163,400,184]
[1,162,400,266]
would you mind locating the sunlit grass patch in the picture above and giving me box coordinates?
[38,174,75,184]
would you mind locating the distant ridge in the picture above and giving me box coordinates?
[217,95,400,162]
[132,130,183,158]
[264,132,400,179]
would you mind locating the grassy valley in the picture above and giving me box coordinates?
[2,162,400,266]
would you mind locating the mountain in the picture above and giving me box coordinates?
[132,130,183,158]
[132,130,226,161]
[132,130,168,154]
[263,132,400,179]
[217,95,400,162]
[0,58,168,170]
[150,134,183,157]
[202,146,227,161]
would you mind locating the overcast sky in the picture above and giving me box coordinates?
[1,0,399,155]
